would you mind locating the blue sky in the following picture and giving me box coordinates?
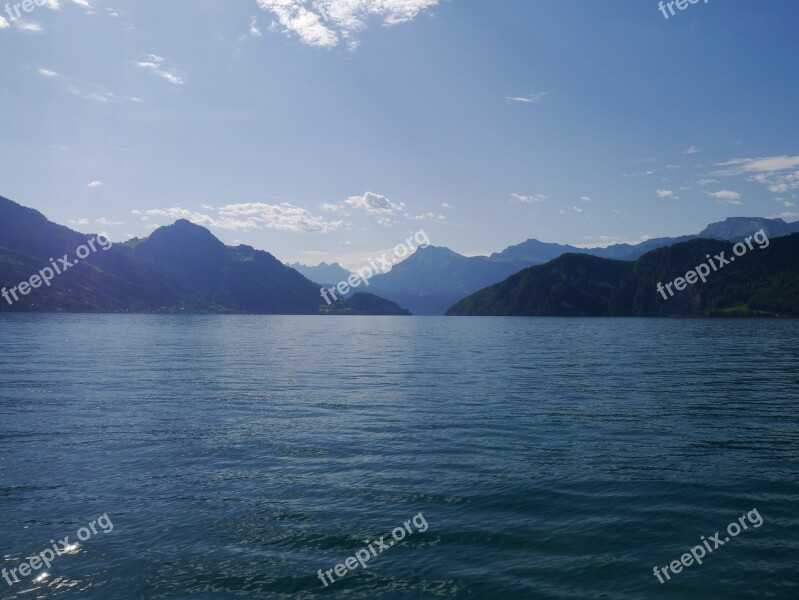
[1,0,798,268]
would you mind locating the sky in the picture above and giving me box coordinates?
[1,0,798,269]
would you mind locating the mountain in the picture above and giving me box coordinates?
[0,197,187,312]
[366,246,530,315]
[323,292,411,316]
[447,233,799,317]
[0,195,408,315]
[368,216,799,314]
[287,261,352,287]
[697,216,799,240]
[490,216,799,263]
[489,239,586,264]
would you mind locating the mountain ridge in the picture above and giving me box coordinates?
[447,233,799,317]
[0,195,411,315]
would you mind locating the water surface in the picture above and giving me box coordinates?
[1,315,797,599]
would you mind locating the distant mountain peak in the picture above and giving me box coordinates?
[147,219,227,249]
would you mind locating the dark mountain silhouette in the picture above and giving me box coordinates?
[323,292,411,316]
[366,217,799,314]
[447,233,799,317]
[0,195,410,315]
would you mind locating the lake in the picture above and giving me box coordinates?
[1,315,797,599]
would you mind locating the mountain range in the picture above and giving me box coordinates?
[447,234,799,317]
[3,193,798,317]
[286,261,353,288]
[0,195,410,315]
[360,217,799,314]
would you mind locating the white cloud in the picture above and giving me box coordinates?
[714,154,799,194]
[768,212,799,220]
[572,206,583,213]
[510,193,548,203]
[657,190,676,198]
[135,202,345,233]
[697,178,717,186]
[68,218,89,225]
[218,202,344,232]
[1,1,90,30]
[96,217,123,226]
[747,170,799,194]
[683,146,701,154]
[705,190,742,204]
[87,180,102,188]
[716,155,799,176]
[37,68,59,77]
[135,207,259,231]
[257,0,439,49]
[580,195,591,202]
[441,202,452,209]
[505,92,549,104]
[135,54,184,86]
[406,212,445,221]
[320,202,343,212]
[79,91,115,102]
[250,16,262,36]
[14,20,44,32]
[345,191,405,215]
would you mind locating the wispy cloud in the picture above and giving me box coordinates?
[96,217,123,226]
[87,180,102,188]
[768,211,799,220]
[715,155,799,176]
[345,191,405,215]
[249,16,262,37]
[37,68,59,77]
[257,0,439,49]
[683,145,701,154]
[133,203,344,233]
[82,91,115,102]
[135,54,184,86]
[510,193,548,203]
[218,202,344,232]
[657,189,677,198]
[713,155,799,194]
[1,0,90,31]
[705,190,742,204]
[505,92,549,104]
[13,19,44,32]
[406,211,445,221]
